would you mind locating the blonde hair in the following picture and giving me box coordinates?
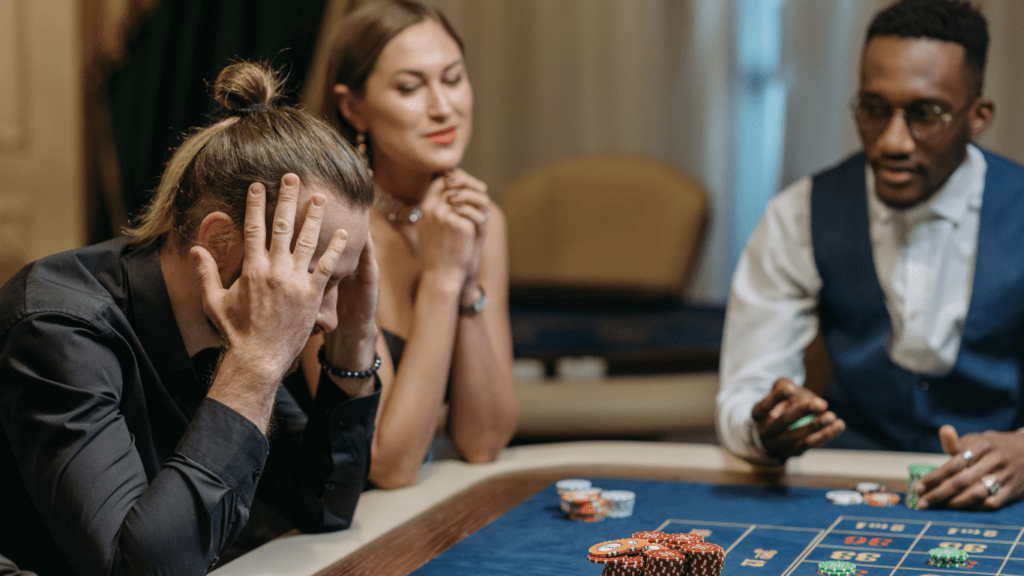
[302,0,463,157]
[127,61,374,250]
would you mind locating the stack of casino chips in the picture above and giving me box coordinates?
[817,560,856,576]
[589,539,652,576]
[929,547,969,567]
[588,532,726,576]
[644,549,688,576]
[557,479,637,521]
[864,491,900,507]
[906,464,937,509]
[558,478,593,495]
[603,490,637,518]
[680,542,726,576]
[564,489,608,522]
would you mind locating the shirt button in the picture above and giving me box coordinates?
[920,380,930,391]
[324,481,336,492]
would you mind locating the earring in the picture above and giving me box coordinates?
[356,132,372,175]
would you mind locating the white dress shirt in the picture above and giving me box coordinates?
[716,144,987,462]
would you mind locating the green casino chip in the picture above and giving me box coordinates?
[929,547,968,567]
[907,464,938,509]
[909,464,937,477]
[818,560,857,576]
[789,414,815,430]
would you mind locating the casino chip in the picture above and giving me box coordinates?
[598,555,644,576]
[907,464,938,509]
[678,541,726,576]
[789,414,815,430]
[590,533,726,576]
[665,532,705,550]
[818,560,857,576]
[632,531,670,544]
[854,482,885,494]
[589,539,649,559]
[590,540,627,558]
[865,491,900,507]
[602,490,636,518]
[644,548,688,576]
[557,478,592,495]
[562,490,608,521]
[826,490,864,505]
[929,547,968,567]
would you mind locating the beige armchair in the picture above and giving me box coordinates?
[502,153,709,300]
[501,154,719,441]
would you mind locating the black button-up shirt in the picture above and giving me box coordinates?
[0,238,379,575]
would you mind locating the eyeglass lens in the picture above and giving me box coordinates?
[854,99,951,141]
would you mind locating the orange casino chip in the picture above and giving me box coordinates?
[589,539,648,558]
[865,491,900,507]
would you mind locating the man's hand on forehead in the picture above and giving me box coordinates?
[191,173,349,384]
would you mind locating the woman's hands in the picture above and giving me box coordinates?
[417,169,490,299]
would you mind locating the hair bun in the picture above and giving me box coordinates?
[212,61,284,114]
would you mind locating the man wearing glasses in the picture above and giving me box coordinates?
[717,0,1024,510]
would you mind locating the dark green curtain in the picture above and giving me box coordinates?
[106,0,329,242]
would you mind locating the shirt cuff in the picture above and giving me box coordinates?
[175,398,270,506]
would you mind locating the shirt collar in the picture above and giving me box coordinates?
[124,242,193,376]
[867,143,986,226]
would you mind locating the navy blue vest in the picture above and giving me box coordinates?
[810,150,1024,452]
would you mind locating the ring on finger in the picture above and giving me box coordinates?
[961,449,974,465]
[982,474,1001,496]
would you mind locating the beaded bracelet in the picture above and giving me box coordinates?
[317,345,381,379]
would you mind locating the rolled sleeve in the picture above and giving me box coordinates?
[717,178,822,463]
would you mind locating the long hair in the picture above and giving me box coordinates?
[127,61,374,250]
[302,0,464,162]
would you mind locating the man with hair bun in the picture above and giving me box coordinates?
[718,0,1024,510]
[0,61,380,574]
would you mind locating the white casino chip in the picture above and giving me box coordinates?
[854,482,885,494]
[826,490,864,505]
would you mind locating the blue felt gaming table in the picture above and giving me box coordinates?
[406,477,1024,576]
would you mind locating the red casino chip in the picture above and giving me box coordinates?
[589,552,644,565]
[677,541,726,576]
[633,530,669,542]
[665,532,705,550]
[644,548,688,576]
[598,554,644,576]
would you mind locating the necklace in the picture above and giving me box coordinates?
[374,186,421,223]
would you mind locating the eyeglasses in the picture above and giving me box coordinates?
[851,96,969,143]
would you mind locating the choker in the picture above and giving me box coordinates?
[374,186,421,223]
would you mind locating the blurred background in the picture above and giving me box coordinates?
[2,0,1022,441]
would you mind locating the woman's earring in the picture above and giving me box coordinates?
[356,132,373,175]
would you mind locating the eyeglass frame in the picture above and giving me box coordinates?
[850,95,975,143]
